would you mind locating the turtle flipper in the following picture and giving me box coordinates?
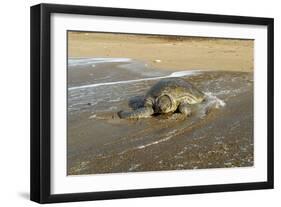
[178,102,192,116]
[118,107,154,119]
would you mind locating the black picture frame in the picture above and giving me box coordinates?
[30,3,274,204]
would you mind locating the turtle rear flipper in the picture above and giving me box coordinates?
[118,107,154,119]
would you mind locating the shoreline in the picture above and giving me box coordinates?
[67,32,254,175]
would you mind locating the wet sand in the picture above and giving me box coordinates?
[67,58,253,175]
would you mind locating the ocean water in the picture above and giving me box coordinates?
[68,58,223,115]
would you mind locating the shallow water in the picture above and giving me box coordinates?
[67,58,253,175]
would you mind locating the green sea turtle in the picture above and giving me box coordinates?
[118,77,206,119]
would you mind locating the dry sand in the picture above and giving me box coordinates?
[68,32,253,72]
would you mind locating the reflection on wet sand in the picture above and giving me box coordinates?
[67,58,253,175]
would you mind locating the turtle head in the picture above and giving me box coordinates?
[155,95,173,113]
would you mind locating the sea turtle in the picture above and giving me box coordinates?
[118,77,206,119]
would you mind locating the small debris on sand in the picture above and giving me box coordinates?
[154,59,162,63]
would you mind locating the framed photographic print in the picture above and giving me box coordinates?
[30,3,274,203]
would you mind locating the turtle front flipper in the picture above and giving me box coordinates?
[118,107,154,119]
[178,102,192,116]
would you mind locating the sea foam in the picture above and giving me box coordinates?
[69,70,200,91]
[68,58,132,67]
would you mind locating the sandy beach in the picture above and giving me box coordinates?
[67,32,254,175]
[68,32,253,72]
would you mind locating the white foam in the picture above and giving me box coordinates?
[69,70,200,91]
[68,58,132,67]
[205,92,226,108]
[169,71,198,77]
[88,114,97,119]
[137,130,177,149]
